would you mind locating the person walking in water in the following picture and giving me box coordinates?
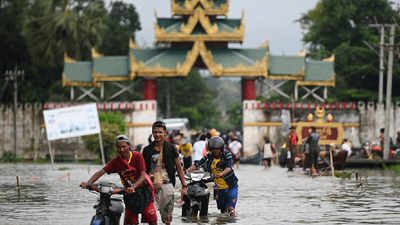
[142,121,187,225]
[186,136,239,217]
[286,126,298,171]
[228,136,242,169]
[262,137,276,169]
[79,135,157,225]
[305,126,320,170]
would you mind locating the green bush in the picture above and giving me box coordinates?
[0,151,27,163]
[82,111,126,163]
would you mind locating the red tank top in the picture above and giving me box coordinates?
[290,133,297,146]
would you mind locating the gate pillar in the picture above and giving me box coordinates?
[144,78,157,100]
[242,78,256,100]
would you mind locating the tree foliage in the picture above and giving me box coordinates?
[82,111,126,162]
[99,1,141,56]
[297,0,400,101]
[21,0,107,68]
[226,103,242,130]
[0,0,142,104]
[157,71,221,130]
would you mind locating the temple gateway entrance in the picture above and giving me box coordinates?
[62,0,335,157]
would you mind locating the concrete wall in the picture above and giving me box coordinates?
[242,100,400,157]
[3,100,400,159]
[0,100,157,159]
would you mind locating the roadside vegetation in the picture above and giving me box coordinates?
[82,111,126,163]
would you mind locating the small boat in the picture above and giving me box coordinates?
[240,150,262,164]
[318,150,348,169]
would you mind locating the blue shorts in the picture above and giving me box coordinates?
[216,185,238,213]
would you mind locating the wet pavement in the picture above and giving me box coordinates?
[1,163,400,224]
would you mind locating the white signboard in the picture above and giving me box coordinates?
[43,103,101,141]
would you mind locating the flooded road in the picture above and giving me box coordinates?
[1,163,400,224]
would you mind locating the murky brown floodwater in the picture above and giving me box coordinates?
[1,163,400,225]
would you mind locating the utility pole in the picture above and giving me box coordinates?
[368,18,392,103]
[3,65,25,157]
[383,23,395,160]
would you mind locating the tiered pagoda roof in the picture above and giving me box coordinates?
[63,0,335,88]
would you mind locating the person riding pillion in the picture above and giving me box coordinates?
[186,136,239,217]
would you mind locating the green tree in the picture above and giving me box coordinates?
[20,0,108,68]
[226,103,242,130]
[82,111,126,163]
[99,1,141,56]
[157,71,221,130]
[297,0,400,101]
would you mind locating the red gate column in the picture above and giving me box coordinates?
[242,78,256,100]
[144,78,157,100]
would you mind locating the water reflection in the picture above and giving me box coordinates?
[1,164,400,224]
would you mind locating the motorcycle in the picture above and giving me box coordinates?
[85,182,124,225]
[360,140,399,158]
[181,170,213,218]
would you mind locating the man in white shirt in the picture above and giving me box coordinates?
[229,136,242,169]
[192,135,207,164]
[341,139,352,156]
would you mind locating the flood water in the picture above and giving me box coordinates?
[1,163,400,225]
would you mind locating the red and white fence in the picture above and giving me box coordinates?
[44,100,157,111]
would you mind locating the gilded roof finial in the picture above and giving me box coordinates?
[323,54,335,62]
[258,39,269,48]
[64,52,76,63]
[307,113,313,122]
[295,49,306,57]
[327,113,333,122]
[129,38,139,49]
[91,48,104,58]
[315,106,325,123]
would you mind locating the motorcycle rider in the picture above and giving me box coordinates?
[79,135,157,225]
[186,136,239,217]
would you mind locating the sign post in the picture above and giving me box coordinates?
[43,103,104,166]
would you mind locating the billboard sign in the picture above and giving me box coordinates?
[43,103,101,141]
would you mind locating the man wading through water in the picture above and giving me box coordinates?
[142,121,187,225]
[80,135,157,225]
[186,136,239,217]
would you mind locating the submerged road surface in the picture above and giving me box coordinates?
[1,163,400,224]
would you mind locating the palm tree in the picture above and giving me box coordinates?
[21,0,107,68]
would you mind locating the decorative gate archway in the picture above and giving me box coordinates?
[62,0,336,156]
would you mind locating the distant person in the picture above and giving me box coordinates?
[341,139,352,156]
[186,136,239,217]
[193,135,207,164]
[262,137,276,169]
[228,136,242,169]
[178,138,193,169]
[285,126,298,171]
[379,128,393,148]
[79,135,157,225]
[397,131,400,145]
[142,121,187,225]
[305,126,320,170]
[196,128,208,141]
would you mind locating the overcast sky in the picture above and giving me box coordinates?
[105,0,400,55]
